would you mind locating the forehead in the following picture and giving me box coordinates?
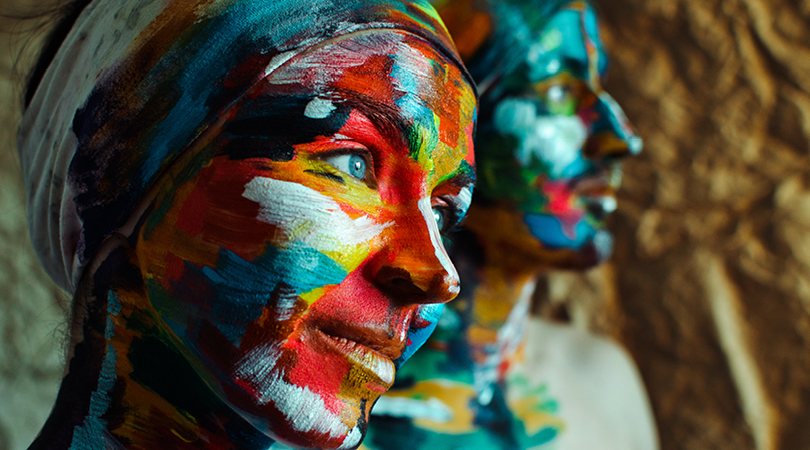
[266,30,476,175]
[524,6,608,82]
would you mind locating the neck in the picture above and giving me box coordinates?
[462,263,537,388]
[30,245,274,450]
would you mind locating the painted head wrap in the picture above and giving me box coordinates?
[433,0,579,91]
[18,0,470,294]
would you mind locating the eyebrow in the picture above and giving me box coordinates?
[440,161,476,190]
[338,94,407,145]
[356,87,477,190]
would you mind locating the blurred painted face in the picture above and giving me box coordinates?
[135,31,475,449]
[471,4,641,268]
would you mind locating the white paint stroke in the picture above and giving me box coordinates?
[242,177,391,253]
[418,197,458,296]
[233,342,349,439]
[493,98,587,177]
[371,396,453,423]
[304,97,336,119]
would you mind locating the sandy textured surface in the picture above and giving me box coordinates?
[2,1,810,449]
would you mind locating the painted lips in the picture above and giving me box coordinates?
[567,169,619,220]
[307,326,398,391]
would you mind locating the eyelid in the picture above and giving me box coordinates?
[315,146,377,187]
[432,199,461,235]
[432,184,473,233]
[536,75,581,94]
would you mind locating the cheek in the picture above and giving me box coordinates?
[524,212,599,250]
[538,181,584,217]
[182,169,275,261]
[242,175,392,272]
[519,180,590,244]
[143,158,276,275]
[155,156,388,266]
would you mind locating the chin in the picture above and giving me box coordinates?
[270,414,367,450]
[221,329,389,450]
[229,380,372,450]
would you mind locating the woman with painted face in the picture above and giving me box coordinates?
[363,1,658,449]
[17,1,476,449]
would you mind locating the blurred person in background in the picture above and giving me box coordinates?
[363,1,659,449]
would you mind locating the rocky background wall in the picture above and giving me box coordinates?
[0,4,70,450]
[0,2,69,449]
[1,1,809,449]
[543,0,810,449]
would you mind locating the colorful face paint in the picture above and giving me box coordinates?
[19,1,476,449]
[366,257,557,450]
[18,0,470,294]
[136,31,475,449]
[468,2,641,268]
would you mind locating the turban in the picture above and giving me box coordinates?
[431,0,597,91]
[18,0,469,293]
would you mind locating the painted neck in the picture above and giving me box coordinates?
[30,245,272,450]
[447,203,557,381]
[457,259,538,383]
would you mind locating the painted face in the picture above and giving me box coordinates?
[471,4,641,268]
[135,31,475,449]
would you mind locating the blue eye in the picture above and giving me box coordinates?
[432,207,446,231]
[323,153,369,181]
[348,154,366,179]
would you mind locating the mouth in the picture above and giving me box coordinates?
[304,324,400,392]
[567,172,618,221]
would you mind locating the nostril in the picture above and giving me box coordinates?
[373,266,425,297]
[387,278,429,298]
[583,133,633,159]
[372,265,454,303]
[374,265,407,283]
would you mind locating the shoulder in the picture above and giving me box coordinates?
[518,318,660,450]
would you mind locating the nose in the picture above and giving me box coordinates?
[583,91,642,161]
[367,198,460,305]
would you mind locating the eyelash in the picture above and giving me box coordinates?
[318,149,376,187]
[432,197,467,235]
[316,148,469,236]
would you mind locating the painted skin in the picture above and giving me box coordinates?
[136,31,476,450]
[135,31,476,450]
[363,3,650,450]
[37,31,476,450]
